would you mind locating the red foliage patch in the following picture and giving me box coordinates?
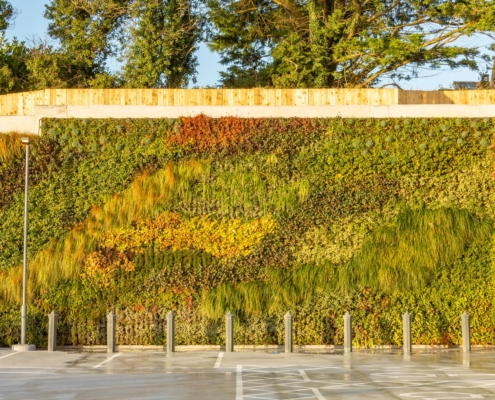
[170,114,322,154]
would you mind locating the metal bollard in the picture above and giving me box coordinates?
[462,311,471,353]
[48,310,58,352]
[403,311,411,356]
[344,311,352,355]
[226,311,234,353]
[284,312,293,353]
[107,311,116,354]
[167,311,175,353]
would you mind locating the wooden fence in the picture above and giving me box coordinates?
[0,88,494,116]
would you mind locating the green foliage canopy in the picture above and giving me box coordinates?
[120,0,201,88]
[208,0,495,87]
[0,0,14,32]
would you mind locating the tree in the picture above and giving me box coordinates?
[0,0,14,32]
[44,0,130,87]
[120,0,201,88]
[0,0,30,94]
[208,0,495,88]
[0,36,29,94]
[207,0,276,87]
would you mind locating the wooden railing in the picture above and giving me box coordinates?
[0,88,494,116]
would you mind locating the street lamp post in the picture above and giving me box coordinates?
[12,137,35,352]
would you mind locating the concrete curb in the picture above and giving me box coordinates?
[2,105,495,134]
[3,344,492,353]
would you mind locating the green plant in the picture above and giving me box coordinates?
[0,117,494,347]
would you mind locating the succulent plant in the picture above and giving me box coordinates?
[47,128,58,138]
[70,140,81,149]
[470,121,478,129]
[352,139,361,148]
[480,139,489,149]
[385,136,394,143]
[408,149,416,157]
[441,136,450,143]
[422,118,429,125]
[99,136,108,145]
[457,138,466,145]
[461,131,469,139]
[346,119,355,125]
[483,117,490,124]
[89,142,98,152]
[361,149,369,156]
[380,120,388,127]
[404,118,412,126]
[394,124,401,131]
[455,118,463,126]
[381,150,388,157]
[419,143,428,151]
[365,139,374,148]
[440,124,449,132]
[115,143,124,151]
[474,131,482,138]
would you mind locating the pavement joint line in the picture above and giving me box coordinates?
[236,365,243,400]
[0,352,17,360]
[92,353,122,369]
[214,352,224,368]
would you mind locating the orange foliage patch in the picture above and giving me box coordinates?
[170,114,319,154]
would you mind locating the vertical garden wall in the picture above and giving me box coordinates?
[0,116,494,347]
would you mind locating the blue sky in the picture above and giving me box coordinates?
[6,0,492,90]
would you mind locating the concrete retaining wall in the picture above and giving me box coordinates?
[0,116,37,134]
[1,105,494,134]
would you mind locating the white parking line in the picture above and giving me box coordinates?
[214,352,224,368]
[311,388,325,400]
[92,353,122,369]
[0,353,17,360]
[299,369,311,382]
[236,365,243,400]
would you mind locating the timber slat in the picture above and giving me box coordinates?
[1,88,494,116]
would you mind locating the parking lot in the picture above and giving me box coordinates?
[1,348,495,399]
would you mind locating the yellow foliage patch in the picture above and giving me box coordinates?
[99,212,277,258]
[82,213,278,286]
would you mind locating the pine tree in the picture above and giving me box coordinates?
[120,0,201,88]
[208,0,495,88]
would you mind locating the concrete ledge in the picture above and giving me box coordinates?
[2,105,495,135]
[39,344,495,353]
[0,116,37,134]
[59,105,495,119]
[12,344,36,352]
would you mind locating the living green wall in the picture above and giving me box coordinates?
[0,116,494,347]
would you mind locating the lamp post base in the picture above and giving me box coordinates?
[12,344,36,352]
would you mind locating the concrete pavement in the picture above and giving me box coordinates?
[1,348,495,399]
